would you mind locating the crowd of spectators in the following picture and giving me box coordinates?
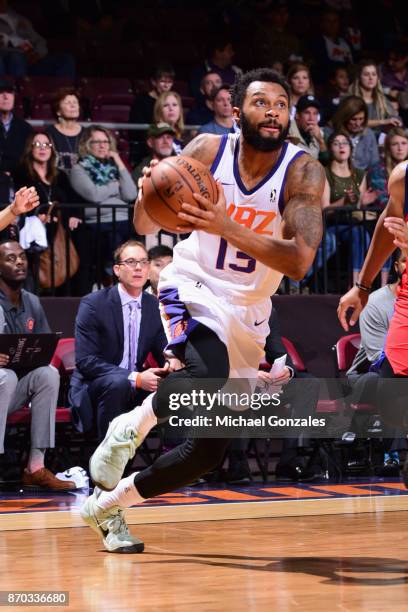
[0,0,408,487]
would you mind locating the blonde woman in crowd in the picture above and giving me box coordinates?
[153,91,185,154]
[349,60,402,134]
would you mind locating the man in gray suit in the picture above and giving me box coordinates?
[0,239,74,490]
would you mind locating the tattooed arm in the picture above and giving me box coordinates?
[178,153,325,280]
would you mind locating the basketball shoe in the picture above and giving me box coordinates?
[80,487,144,553]
[90,394,156,491]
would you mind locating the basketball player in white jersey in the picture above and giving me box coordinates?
[81,68,326,553]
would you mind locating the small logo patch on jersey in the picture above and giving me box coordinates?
[26,317,35,331]
[269,188,277,203]
[254,318,267,327]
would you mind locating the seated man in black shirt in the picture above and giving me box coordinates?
[0,239,71,490]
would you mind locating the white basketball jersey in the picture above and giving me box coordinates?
[161,134,305,304]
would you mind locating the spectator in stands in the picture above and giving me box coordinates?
[186,71,221,127]
[309,8,354,84]
[322,131,373,283]
[198,84,236,136]
[189,35,242,101]
[0,79,32,204]
[321,65,351,123]
[0,0,75,77]
[153,92,184,154]
[14,132,81,227]
[69,240,167,438]
[146,244,173,297]
[254,0,303,67]
[331,96,380,170]
[132,123,176,185]
[13,132,89,295]
[366,127,408,209]
[0,239,72,489]
[226,307,322,483]
[380,44,408,96]
[291,95,328,163]
[70,126,137,284]
[347,248,407,470]
[129,63,175,127]
[286,63,314,122]
[46,88,83,174]
[349,60,402,134]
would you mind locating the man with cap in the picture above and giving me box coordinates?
[132,122,176,184]
[290,95,328,163]
[0,78,32,204]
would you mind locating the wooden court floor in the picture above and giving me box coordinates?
[1,478,408,612]
[1,511,408,611]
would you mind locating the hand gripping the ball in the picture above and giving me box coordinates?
[177,181,230,235]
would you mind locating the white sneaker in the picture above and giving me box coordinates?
[80,488,144,553]
[90,412,139,491]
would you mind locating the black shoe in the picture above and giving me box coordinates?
[275,461,323,482]
[225,463,252,485]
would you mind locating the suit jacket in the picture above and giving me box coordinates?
[69,285,166,432]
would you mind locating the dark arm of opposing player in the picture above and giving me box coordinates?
[178,156,325,281]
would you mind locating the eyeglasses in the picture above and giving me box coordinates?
[32,142,53,149]
[117,258,149,269]
[332,140,350,147]
[90,139,110,145]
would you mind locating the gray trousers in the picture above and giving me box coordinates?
[0,367,60,454]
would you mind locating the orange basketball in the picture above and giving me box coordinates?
[142,156,218,233]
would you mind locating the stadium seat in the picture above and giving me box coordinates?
[333,333,361,375]
[91,104,131,123]
[19,76,75,98]
[30,101,54,120]
[51,338,76,375]
[7,339,76,427]
[333,333,374,411]
[78,77,133,106]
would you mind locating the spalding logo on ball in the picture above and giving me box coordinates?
[142,156,217,233]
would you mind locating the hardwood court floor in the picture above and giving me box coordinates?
[2,511,408,611]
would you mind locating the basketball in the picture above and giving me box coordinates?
[142,156,218,232]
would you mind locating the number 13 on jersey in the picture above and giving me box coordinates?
[215,238,256,273]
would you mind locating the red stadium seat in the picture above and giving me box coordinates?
[91,104,131,123]
[79,77,133,107]
[30,101,54,120]
[334,333,361,374]
[333,333,376,412]
[51,338,76,375]
[19,76,75,98]
[7,339,76,427]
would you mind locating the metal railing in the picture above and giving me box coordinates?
[13,203,383,296]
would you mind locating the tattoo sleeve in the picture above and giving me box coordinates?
[283,196,323,248]
[282,157,325,249]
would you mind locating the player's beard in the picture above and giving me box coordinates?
[240,111,289,152]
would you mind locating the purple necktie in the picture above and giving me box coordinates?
[127,301,139,370]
